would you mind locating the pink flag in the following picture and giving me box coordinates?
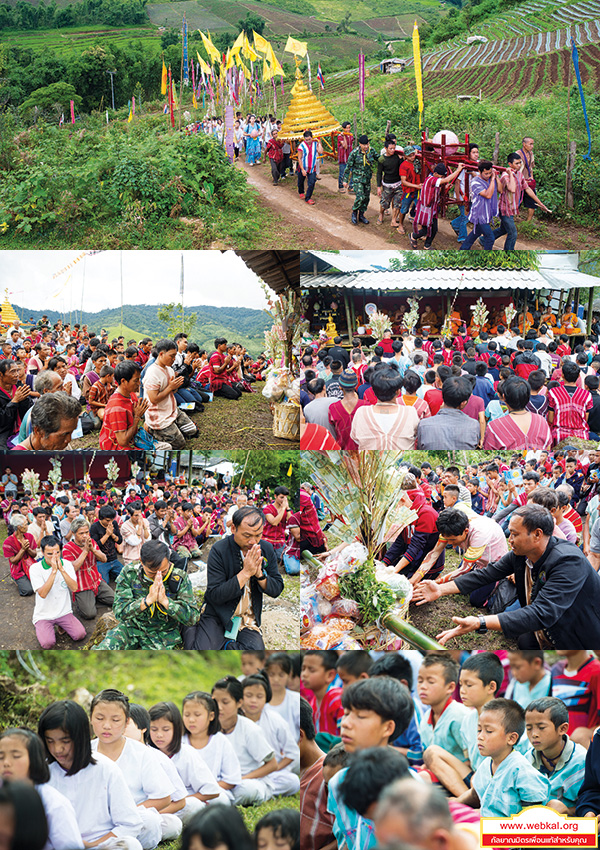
[70,99,75,124]
[359,54,365,111]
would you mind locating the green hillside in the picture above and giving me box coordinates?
[17,303,271,356]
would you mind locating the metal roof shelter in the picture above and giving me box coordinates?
[235,251,299,294]
[300,251,600,339]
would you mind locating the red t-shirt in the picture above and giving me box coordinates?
[99,391,139,450]
[424,388,444,415]
[399,160,420,189]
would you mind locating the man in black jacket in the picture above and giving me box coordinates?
[183,505,284,649]
[0,360,32,448]
[413,504,600,648]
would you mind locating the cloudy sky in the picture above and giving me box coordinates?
[0,250,268,314]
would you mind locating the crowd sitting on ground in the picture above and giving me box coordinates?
[300,649,600,850]
[0,650,301,849]
[299,449,600,648]
[299,313,600,450]
[1,471,299,649]
[0,317,271,451]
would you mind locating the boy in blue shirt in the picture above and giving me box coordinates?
[526,696,586,815]
[327,677,414,850]
[370,652,423,762]
[423,651,503,796]
[458,698,550,817]
[418,653,471,777]
[505,650,551,709]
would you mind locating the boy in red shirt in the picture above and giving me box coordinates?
[301,650,344,735]
[551,650,600,748]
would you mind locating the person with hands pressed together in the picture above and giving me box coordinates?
[173,502,202,559]
[29,535,87,649]
[99,360,150,450]
[0,359,32,448]
[90,504,124,584]
[94,539,199,649]
[262,486,292,564]
[413,504,600,648]
[143,338,198,448]
[209,338,242,400]
[3,513,37,596]
[184,506,283,650]
[62,516,114,620]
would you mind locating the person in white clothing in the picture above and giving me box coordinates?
[90,689,182,846]
[241,674,300,797]
[38,700,144,850]
[211,676,277,805]
[264,654,300,739]
[29,536,86,650]
[181,691,241,802]
[148,701,222,822]
[0,726,84,850]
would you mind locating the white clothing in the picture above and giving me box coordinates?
[30,559,77,625]
[224,716,275,804]
[96,839,142,850]
[91,737,173,806]
[257,706,300,796]
[48,753,143,845]
[152,749,187,802]
[232,777,274,806]
[269,690,300,739]
[36,782,83,850]
[172,744,221,799]
[182,731,241,789]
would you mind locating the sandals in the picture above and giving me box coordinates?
[409,234,418,249]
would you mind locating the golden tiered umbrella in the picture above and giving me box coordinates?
[0,290,21,327]
[278,65,341,141]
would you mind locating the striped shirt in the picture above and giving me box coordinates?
[298,140,319,173]
[483,413,552,450]
[548,384,593,442]
[499,169,526,216]
[468,175,498,225]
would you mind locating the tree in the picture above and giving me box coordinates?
[227,450,300,494]
[336,12,351,33]
[20,82,82,121]
[160,28,179,50]
[157,303,197,337]
[237,12,265,36]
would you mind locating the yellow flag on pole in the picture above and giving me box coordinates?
[230,31,245,56]
[412,21,424,129]
[199,30,221,64]
[253,30,270,54]
[225,48,235,70]
[242,32,258,61]
[287,463,293,477]
[239,60,251,79]
[266,43,285,76]
[284,35,307,57]
[197,52,212,75]
[262,59,273,81]
[161,58,168,95]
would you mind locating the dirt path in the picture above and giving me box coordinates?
[241,159,551,251]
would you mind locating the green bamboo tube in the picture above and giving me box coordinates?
[382,610,446,650]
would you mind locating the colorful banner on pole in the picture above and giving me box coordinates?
[358,53,365,111]
[70,99,75,124]
[413,21,424,130]
[571,36,592,160]
[182,16,189,82]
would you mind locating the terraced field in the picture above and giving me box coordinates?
[146,0,232,29]
[0,24,160,52]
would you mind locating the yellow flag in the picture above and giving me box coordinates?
[242,32,259,62]
[262,59,273,81]
[192,89,197,108]
[412,21,424,129]
[284,35,307,57]
[239,60,251,79]
[197,52,212,75]
[225,48,235,70]
[266,43,285,76]
[287,463,293,477]
[161,58,167,95]
[253,30,270,54]
[127,105,133,123]
[199,30,221,64]
[230,31,245,56]
[172,83,178,108]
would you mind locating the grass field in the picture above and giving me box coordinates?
[0,24,161,53]
[146,1,232,30]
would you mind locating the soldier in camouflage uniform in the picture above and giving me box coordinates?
[344,134,377,225]
[93,539,199,649]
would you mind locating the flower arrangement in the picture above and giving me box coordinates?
[470,297,489,330]
[104,457,119,484]
[404,297,422,334]
[505,301,517,328]
[21,468,40,496]
[367,310,391,342]
[262,283,309,368]
[130,461,140,480]
[48,457,63,490]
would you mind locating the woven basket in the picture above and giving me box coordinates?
[272,402,299,441]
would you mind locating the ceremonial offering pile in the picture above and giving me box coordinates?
[300,451,419,649]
